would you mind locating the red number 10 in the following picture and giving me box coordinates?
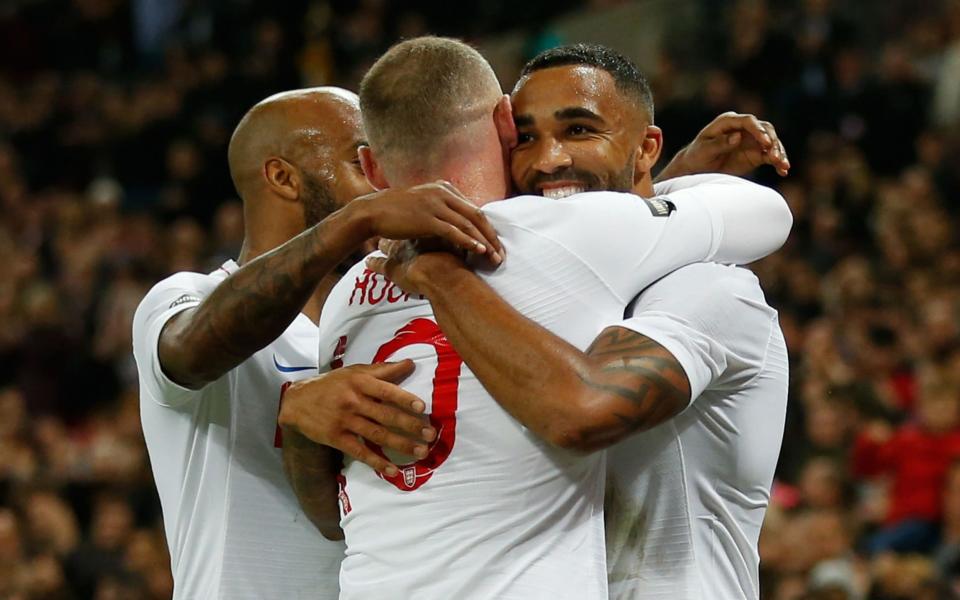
[367,318,463,492]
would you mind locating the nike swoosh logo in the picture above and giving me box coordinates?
[273,355,316,373]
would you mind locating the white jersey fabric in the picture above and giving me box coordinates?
[604,263,789,600]
[133,260,345,600]
[317,176,790,599]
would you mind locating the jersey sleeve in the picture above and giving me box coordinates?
[132,273,215,408]
[612,263,776,405]
[486,175,789,305]
[652,174,792,269]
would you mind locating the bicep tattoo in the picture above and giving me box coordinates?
[583,326,691,433]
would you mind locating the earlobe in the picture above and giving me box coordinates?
[358,145,389,191]
[264,157,300,201]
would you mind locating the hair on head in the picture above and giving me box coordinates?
[520,43,654,122]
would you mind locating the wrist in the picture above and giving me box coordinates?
[338,193,379,243]
[408,254,471,298]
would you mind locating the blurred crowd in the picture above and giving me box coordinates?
[1,0,959,598]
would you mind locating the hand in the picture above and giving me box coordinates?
[365,241,469,296]
[278,360,437,476]
[662,112,790,179]
[351,181,503,264]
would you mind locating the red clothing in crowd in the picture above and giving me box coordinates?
[852,424,960,524]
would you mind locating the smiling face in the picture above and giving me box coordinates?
[510,65,649,198]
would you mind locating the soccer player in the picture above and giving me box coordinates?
[298,37,791,598]
[372,45,789,599]
[131,87,501,599]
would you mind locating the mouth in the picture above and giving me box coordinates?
[538,182,586,200]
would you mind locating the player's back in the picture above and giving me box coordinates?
[318,183,788,599]
[321,202,626,599]
[604,263,788,600]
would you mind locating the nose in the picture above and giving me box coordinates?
[532,137,572,174]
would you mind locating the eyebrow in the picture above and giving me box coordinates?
[513,107,606,129]
[514,114,534,128]
[554,107,605,123]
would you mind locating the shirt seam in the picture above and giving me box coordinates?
[741,312,778,389]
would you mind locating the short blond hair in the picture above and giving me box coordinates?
[359,36,501,164]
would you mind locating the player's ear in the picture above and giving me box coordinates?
[634,125,663,179]
[358,145,389,191]
[264,157,300,201]
[493,95,517,151]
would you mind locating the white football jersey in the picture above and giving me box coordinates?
[318,177,788,599]
[605,263,789,600]
[133,260,344,600]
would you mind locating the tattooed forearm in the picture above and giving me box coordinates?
[159,210,364,388]
[204,225,328,356]
[282,429,344,540]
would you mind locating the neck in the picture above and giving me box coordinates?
[631,174,655,199]
[392,158,508,205]
[388,126,509,204]
[237,198,305,266]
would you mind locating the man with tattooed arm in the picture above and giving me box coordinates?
[370,44,791,600]
[131,87,501,600]
[295,38,790,598]
[133,48,788,600]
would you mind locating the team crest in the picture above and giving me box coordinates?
[402,467,416,488]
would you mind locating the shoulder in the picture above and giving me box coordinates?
[134,271,219,327]
[635,264,770,317]
[625,264,777,386]
[480,192,650,246]
[650,262,762,293]
[481,191,640,221]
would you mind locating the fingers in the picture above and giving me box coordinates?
[709,112,791,176]
[757,120,790,176]
[430,213,503,265]
[438,189,503,261]
[356,369,423,405]
[736,114,774,151]
[346,416,429,460]
[365,255,389,277]
[356,360,416,385]
[432,210,496,257]
[355,396,434,442]
[338,434,399,477]
[378,238,409,259]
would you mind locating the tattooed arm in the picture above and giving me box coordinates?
[158,182,502,389]
[281,428,344,540]
[376,253,690,453]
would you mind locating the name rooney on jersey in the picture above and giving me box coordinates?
[348,268,424,307]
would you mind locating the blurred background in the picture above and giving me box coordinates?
[1,0,959,598]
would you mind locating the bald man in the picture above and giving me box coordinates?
[132,87,500,600]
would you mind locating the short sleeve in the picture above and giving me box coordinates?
[132,273,216,407]
[613,263,776,405]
